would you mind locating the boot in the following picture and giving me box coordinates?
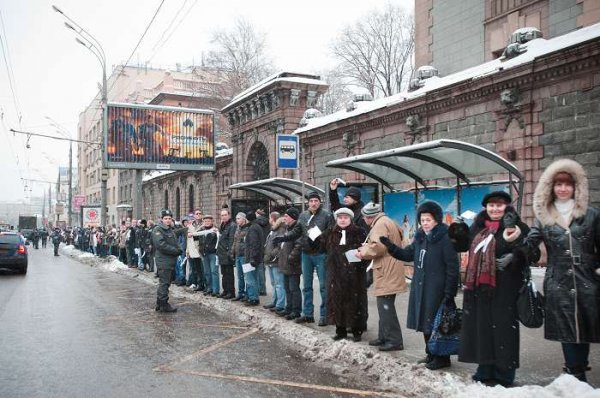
[351,328,362,342]
[563,365,587,382]
[332,326,347,341]
[158,300,177,313]
[155,299,160,311]
[425,355,451,370]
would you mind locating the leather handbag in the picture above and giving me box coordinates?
[428,299,462,356]
[516,266,544,328]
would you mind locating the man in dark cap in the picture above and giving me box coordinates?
[329,178,368,231]
[243,210,264,306]
[152,209,187,312]
[273,191,334,326]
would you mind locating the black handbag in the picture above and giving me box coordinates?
[428,299,462,356]
[516,266,544,328]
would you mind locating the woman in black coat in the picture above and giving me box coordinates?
[325,207,368,342]
[381,201,459,370]
[523,159,600,383]
[458,191,531,387]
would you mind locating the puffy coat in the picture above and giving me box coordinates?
[358,213,407,297]
[386,223,459,334]
[525,159,600,343]
[217,219,237,266]
[279,221,302,275]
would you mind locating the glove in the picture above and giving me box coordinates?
[495,253,513,271]
[379,236,394,249]
[272,236,284,245]
[502,211,518,229]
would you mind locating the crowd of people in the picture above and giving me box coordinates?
[54,158,597,387]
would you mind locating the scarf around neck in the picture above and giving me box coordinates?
[464,227,497,291]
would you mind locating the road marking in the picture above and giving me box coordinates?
[154,327,259,371]
[170,369,398,397]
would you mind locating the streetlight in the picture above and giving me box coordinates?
[53,5,108,227]
[45,116,74,228]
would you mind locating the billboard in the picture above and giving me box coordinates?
[72,195,86,212]
[105,103,215,171]
[81,205,101,228]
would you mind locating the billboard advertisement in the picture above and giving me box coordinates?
[105,103,215,171]
[72,195,86,212]
[81,205,101,228]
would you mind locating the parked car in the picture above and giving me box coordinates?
[0,232,28,274]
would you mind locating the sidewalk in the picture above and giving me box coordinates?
[61,246,599,397]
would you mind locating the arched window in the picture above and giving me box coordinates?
[247,141,270,181]
[175,187,181,220]
[164,189,169,210]
[188,184,195,213]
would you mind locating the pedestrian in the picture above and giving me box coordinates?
[380,201,460,369]
[243,211,264,306]
[217,208,237,299]
[356,202,406,352]
[273,191,334,326]
[199,215,219,296]
[255,208,270,296]
[277,208,303,320]
[326,207,368,342]
[126,220,137,268]
[174,218,189,286]
[231,212,250,301]
[40,228,48,248]
[329,179,368,230]
[118,223,128,264]
[263,211,287,312]
[458,191,532,387]
[186,209,206,291]
[51,227,62,256]
[152,209,187,313]
[523,159,600,383]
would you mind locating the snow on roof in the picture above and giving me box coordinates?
[142,170,175,182]
[216,148,233,158]
[223,71,327,111]
[296,22,600,134]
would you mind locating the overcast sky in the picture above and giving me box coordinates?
[0,0,412,203]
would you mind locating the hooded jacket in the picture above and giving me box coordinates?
[525,159,600,343]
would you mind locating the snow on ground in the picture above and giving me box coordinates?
[61,245,599,398]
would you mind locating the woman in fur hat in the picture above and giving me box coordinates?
[458,191,532,387]
[325,207,368,342]
[380,201,460,370]
[523,159,600,383]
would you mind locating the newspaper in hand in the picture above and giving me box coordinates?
[345,249,362,263]
[242,263,256,273]
[307,226,322,241]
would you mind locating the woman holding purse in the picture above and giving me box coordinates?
[380,201,459,370]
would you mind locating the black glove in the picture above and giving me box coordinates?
[250,262,257,267]
[502,211,518,229]
[495,253,513,271]
[379,236,394,249]
[272,236,284,245]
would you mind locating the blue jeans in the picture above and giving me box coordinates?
[301,252,327,319]
[257,263,266,294]
[204,253,219,294]
[202,255,213,292]
[235,256,246,299]
[175,256,186,283]
[268,264,286,309]
[245,268,259,302]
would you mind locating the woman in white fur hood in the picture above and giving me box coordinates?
[524,158,600,383]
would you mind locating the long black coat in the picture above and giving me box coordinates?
[279,222,302,275]
[217,219,236,266]
[325,224,368,330]
[387,223,459,334]
[244,221,264,266]
[459,209,530,371]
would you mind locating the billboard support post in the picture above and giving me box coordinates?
[133,169,143,220]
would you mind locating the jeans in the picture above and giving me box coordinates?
[284,274,301,315]
[257,263,267,294]
[204,253,219,294]
[301,252,327,319]
[562,342,590,368]
[245,268,259,302]
[175,256,186,283]
[202,254,213,292]
[268,264,286,309]
[235,256,246,299]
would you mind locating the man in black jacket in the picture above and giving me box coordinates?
[243,211,264,306]
[152,209,186,313]
[217,208,237,299]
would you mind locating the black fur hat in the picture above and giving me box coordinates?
[417,201,444,224]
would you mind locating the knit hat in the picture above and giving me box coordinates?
[334,207,355,219]
[246,211,256,222]
[235,212,247,220]
[307,191,321,201]
[417,201,443,224]
[361,202,382,216]
[481,191,512,206]
[285,207,300,220]
[344,186,362,201]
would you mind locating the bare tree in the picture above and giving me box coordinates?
[317,68,354,115]
[331,4,414,98]
[206,18,274,98]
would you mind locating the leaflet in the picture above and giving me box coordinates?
[307,226,322,241]
[242,263,256,273]
[345,249,362,263]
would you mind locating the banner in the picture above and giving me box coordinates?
[72,195,86,212]
[105,103,215,171]
[81,205,101,228]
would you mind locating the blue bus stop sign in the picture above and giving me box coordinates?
[276,134,299,169]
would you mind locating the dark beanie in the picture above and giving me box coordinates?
[481,191,512,206]
[285,207,299,220]
[417,201,444,224]
[307,191,321,201]
[345,186,361,201]
[246,211,256,222]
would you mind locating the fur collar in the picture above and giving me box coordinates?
[533,159,588,228]
[414,223,448,244]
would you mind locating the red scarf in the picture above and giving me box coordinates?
[464,227,497,290]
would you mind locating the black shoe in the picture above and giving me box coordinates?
[425,356,450,370]
[232,296,244,301]
[378,343,404,352]
[332,333,347,341]
[318,318,327,327]
[369,338,385,346]
[218,292,229,298]
[241,297,248,302]
[417,354,434,364]
[223,294,234,299]
[263,304,276,309]
[351,330,363,342]
[269,307,282,312]
[295,316,315,324]
[211,292,220,297]
[285,312,300,320]
[277,309,291,317]
[158,302,177,313]
[259,292,267,296]
[203,290,213,296]
[193,285,204,292]
[175,281,186,286]
[244,300,259,306]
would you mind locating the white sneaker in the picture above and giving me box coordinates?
[190,284,197,290]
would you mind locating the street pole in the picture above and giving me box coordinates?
[68,140,73,227]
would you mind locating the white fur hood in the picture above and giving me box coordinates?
[533,158,588,227]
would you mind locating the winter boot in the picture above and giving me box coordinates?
[563,365,587,382]
[158,300,177,313]
[332,326,347,341]
[155,299,161,311]
[425,355,451,370]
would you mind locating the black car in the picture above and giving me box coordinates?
[0,232,28,274]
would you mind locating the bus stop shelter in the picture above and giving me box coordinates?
[229,177,325,206]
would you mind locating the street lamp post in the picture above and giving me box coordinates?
[53,5,108,227]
